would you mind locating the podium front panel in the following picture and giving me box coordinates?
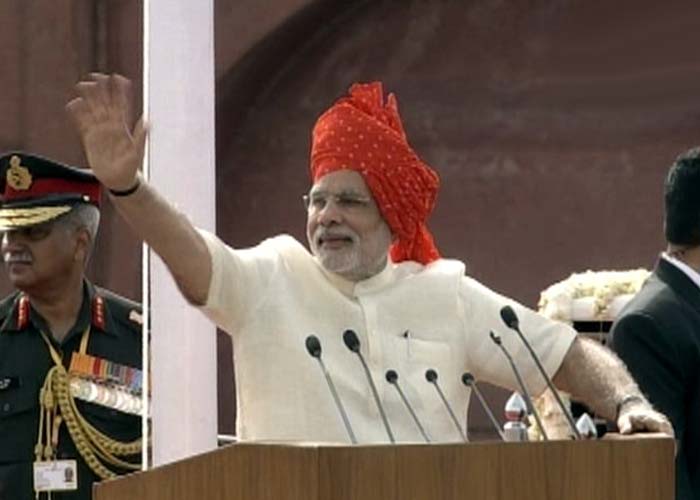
[94,437,674,500]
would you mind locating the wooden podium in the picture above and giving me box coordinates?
[94,436,674,500]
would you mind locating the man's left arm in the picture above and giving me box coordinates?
[552,336,674,436]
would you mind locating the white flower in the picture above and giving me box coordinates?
[538,269,651,322]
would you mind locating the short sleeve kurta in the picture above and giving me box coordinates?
[199,231,575,443]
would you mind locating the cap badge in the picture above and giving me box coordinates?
[7,155,33,191]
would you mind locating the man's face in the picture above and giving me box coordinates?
[1,216,83,293]
[306,170,392,282]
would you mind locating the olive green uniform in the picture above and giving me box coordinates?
[0,281,142,500]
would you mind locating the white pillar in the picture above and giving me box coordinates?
[142,0,218,465]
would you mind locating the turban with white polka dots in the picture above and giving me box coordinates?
[310,82,441,264]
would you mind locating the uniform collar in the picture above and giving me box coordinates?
[0,292,26,333]
[0,280,117,338]
[83,280,115,335]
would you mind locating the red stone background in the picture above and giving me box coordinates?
[0,0,143,299]
[2,0,699,438]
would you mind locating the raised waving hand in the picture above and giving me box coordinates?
[66,73,212,305]
[66,73,146,192]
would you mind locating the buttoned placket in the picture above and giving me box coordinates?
[352,264,395,415]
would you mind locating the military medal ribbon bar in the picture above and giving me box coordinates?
[68,352,145,416]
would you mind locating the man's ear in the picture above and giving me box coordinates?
[74,227,92,264]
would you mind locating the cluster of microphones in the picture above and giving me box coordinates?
[305,305,598,444]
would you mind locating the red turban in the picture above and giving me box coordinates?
[310,82,440,265]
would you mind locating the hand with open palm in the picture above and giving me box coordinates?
[66,73,146,193]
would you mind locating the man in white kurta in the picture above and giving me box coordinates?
[67,74,674,444]
[200,232,575,442]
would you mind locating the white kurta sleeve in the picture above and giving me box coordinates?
[460,276,576,396]
[196,230,290,335]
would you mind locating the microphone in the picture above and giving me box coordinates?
[488,331,549,440]
[342,330,395,443]
[304,335,357,444]
[425,369,467,442]
[499,305,582,439]
[461,372,505,440]
[385,370,430,443]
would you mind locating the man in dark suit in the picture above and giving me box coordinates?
[610,147,700,500]
[0,153,143,500]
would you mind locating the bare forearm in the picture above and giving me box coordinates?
[110,175,212,305]
[552,336,644,421]
[66,73,213,305]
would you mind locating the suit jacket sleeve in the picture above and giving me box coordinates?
[610,312,686,437]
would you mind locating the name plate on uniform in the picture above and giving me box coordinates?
[33,460,78,492]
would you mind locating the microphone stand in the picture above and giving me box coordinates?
[305,335,358,444]
[386,370,430,443]
[500,306,582,439]
[343,330,395,443]
[489,331,549,440]
[425,369,468,442]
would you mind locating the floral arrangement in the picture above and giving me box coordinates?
[538,269,651,322]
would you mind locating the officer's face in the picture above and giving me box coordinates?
[1,216,84,292]
[305,170,392,282]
